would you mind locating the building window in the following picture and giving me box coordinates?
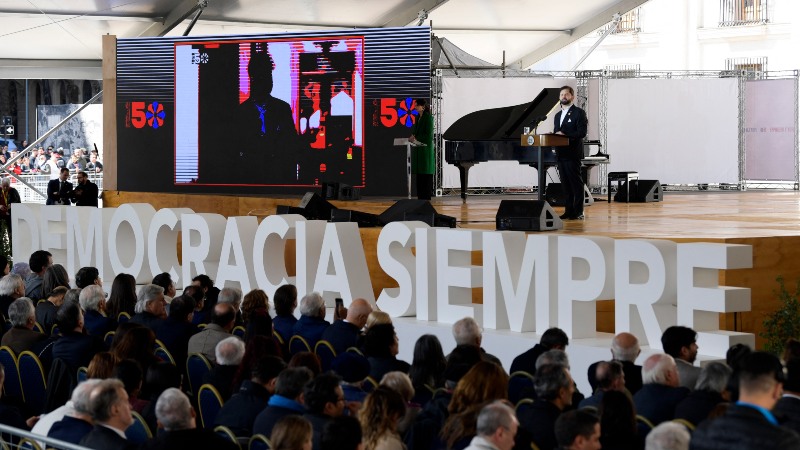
[719,0,768,26]
[725,56,767,79]
[599,8,641,35]
[604,64,641,78]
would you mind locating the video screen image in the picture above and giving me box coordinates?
[174,37,365,186]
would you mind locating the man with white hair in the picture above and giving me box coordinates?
[217,286,244,326]
[674,361,731,427]
[79,379,135,449]
[139,388,237,450]
[320,297,373,354]
[79,284,115,338]
[47,380,102,444]
[451,317,502,367]
[1,297,47,354]
[203,336,246,401]
[587,331,643,394]
[291,291,330,348]
[464,401,519,450]
[0,273,26,319]
[33,379,101,446]
[633,354,689,431]
[130,283,167,332]
[645,422,690,450]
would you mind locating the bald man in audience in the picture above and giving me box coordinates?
[320,298,373,354]
[187,302,238,363]
[579,361,625,409]
[587,332,643,394]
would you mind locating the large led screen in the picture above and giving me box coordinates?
[116,27,431,196]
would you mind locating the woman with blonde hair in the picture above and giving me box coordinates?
[365,310,391,331]
[270,415,313,450]
[359,385,407,450]
[440,361,509,449]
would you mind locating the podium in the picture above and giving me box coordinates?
[393,138,426,199]
[520,133,569,200]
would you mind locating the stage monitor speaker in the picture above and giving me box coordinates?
[496,200,563,231]
[614,180,663,203]
[276,205,308,217]
[298,192,337,219]
[545,183,594,206]
[330,209,381,227]
[378,199,436,225]
[320,182,361,201]
[404,212,457,228]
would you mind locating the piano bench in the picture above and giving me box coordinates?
[608,171,639,203]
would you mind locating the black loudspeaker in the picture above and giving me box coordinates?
[320,182,361,200]
[330,209,381,227]
[295,192,337,219]
[276,205,307,216]
[378,200,436,225]
[404,212,457,228]
[614,180,663,203]
[496,200,563,231]
[545,183,594,206]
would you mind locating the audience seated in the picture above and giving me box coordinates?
[154,294,197,367]
[510,327,568,375]
[303,372,348,450]
[450,317,502,367]
[408,334,447,405]
[320,297,372,354]
[775,358,800,434]
[139,387,238,450]
[129,284,167,333]
[233,335,283,389]
[187,302,237,363]
[79,378,136,450]
[693,352,800,449]
[1,297,47,354]
[516,363,575,450]
[139,362,182,433]
[52,302,105,372]
[661,326,701,390]
[217,287,244,326]
[191,274,220,313]
[151,272,177,301]
[674,361,731,426]
[292,291,330,349]
[321,415,363,450]
[25,250,52,300]
[463,401,518,450]
[536,349,585,408]
[35,286,66,333]
[106,273,137,320]
[587,332,643,394]
[252,367,313,437]
[86,352,117,379]
[0,364,38,431]
[34,379,100,444]
[380,371,419,435]
[271,415,314,450]
[80,285,115,339]
[554,409,601,450]
[332,352,371,404]
[203,336,246,401]
[633,354,689,432]
[645,422,690,450]
[113,359,148,413]
[579,360,625,410]
[75,266,102,289]
[41,265,70,306]
[242,289,273,340]
[216,355,286,437]
[183,285,209,326]
[272,284,298,341]
[724,343,751,403]
[359,386,407,450]
[363,323,410,382]
[599,390,642,450]
[0,274,26,319]
[111,324,158,376]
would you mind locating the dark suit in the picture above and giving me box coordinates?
[252,395,306,438]
[51,331,106,372]
[155,317,196,368]
[633,383,690,430]
[48,415,93,444]
[553,104,588,218]
[691,403,800,450]
[674,389,725,427]
[774,395,800,435]
[72,180,99,207]
[292,315,330,349]
[273,314,297,342]
[509,343,549,375]
[202,364,239,402]
[215,380,271,437]
[79,424,134,450]
[0,326,48,355]
[139,428,238,450]
[130,311,166,334]
[515,400,562,450]
[367,356,410,382]
[46,178,73,205]
[320,320,361,354]
[304,412,333,450]
[82,310,116,340]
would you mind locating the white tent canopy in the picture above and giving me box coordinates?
[0,0,648,79]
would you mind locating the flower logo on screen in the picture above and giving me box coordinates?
[397,98,419,128]
[146,102,165,129]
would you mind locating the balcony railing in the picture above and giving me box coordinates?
[719,0,768,26]
[598,8,641,35]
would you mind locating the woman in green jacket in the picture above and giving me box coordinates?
[409,98,434,200]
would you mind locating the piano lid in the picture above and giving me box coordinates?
[442,87,561,142]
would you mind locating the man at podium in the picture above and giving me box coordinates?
[409,98,434,200]
[553,86,588,220]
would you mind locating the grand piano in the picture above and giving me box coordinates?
[444,88,599,201]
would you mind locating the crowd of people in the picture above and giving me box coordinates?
[1,144,103,178]
[0,249,795,450]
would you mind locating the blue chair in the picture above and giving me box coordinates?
[314,340,337,371]
[249,434,271,450]
[18,351,47,414]
[186,353,212,396]
[77,366,88,383]
[362,376,378,393]
[50,324,60,336]
[117,312,131,323]
[0,346,23,402]
[232,326,246,339]
[272,329,285,346]
[126,411,153,445]
[154,340,175,365]
[104,330,116,348]
[289,335,311,355]
[18,438,42,450]
[508,371,535,405]
[198,384,224,429]
[32,322,45,334]
[214,425,241,449]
